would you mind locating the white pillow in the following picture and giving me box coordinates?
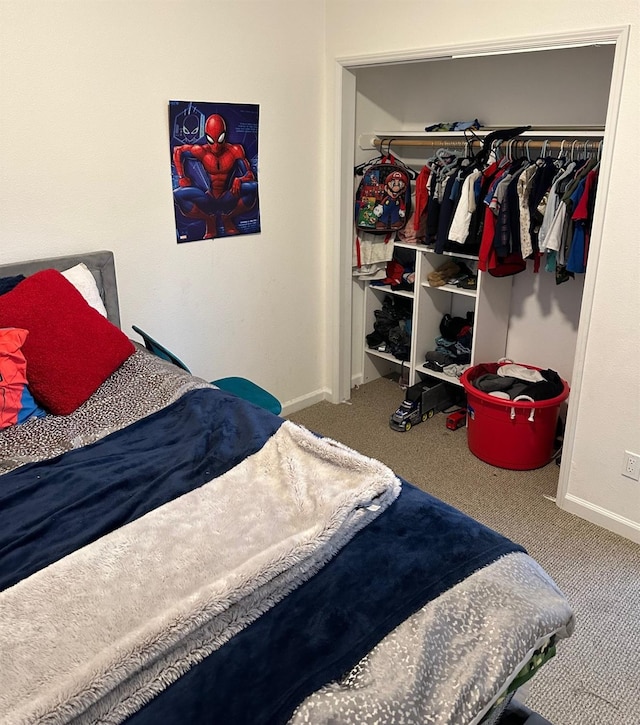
[61,263,108,318]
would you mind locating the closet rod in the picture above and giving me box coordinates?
[360,127,605,150]
[371,137,603,151]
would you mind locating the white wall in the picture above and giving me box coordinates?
[0,0,328,411]
[325,0,640,543]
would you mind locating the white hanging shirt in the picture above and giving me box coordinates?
[448,169,482,244]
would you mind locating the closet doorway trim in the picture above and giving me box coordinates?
[331,25,630,514]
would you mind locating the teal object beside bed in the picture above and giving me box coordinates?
[212,376,281,415]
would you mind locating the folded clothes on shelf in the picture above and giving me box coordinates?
[424,119,482,132]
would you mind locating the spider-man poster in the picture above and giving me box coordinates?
[169,100,261,243]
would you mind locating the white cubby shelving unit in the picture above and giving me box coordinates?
[361,241,513,389]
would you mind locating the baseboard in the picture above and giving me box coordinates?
[280,388,331,416]
[558,493,640,545]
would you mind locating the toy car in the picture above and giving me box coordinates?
[446,408,467,430]
[389,381,453,432]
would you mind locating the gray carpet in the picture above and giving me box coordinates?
[287,375,640,725]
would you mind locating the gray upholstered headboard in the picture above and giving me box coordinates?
[0,250,121,328]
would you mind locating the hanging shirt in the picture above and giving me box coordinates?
[353,228,393,271]
[505,165,528,257]
[434,169,462,253]
[527,158,558,255]
[517,163,539,258]
[566,168,599,273]
[448,169,482,244]
[494,165,528,259]
[413,165,431,232]
[465,159,502,253]
[543,198,568,256]
[539,161,576,252]
[424,171,441,246]
[477,166,509,272]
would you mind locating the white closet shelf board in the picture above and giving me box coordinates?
[331,25,631,538]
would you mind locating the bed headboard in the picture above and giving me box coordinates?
[0,250,121,328]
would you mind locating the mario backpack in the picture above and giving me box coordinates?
[355,155,412,234]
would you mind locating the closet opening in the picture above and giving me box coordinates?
[331,27,628,509]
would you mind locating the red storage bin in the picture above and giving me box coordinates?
[460,363,570,470]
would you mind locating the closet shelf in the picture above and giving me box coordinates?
[415,366,463,388]
[421,281,477,298]
[420,245,478,262]
[369,283,414,300]
[367,348,406,366]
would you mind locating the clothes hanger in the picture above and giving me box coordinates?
[466,124,531,171]
[505,138,515,162]
[554,139,569,168]
[463,127,484,158]
[492,139,511,168]
[378,138,419,179]
[353,138,401,176]
[512,139,526,163]
[354,154,385,176]
[516,138,531,164]
[570,140,579,162]
[585,140,600,168]
[431,147,461,176]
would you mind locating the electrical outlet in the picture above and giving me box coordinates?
[622,451,640,481]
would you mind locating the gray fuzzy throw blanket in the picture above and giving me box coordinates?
[0,421,401,725]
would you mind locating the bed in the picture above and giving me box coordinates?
[0,251,574,725]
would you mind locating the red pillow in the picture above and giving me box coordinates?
[0,269,135,415]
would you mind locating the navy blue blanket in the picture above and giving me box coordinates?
[1,388,525,724]
[126,485,524,725]
[0,388,282,591]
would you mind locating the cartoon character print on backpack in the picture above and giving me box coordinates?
[375,170,409,230]
[355,161,412,234]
